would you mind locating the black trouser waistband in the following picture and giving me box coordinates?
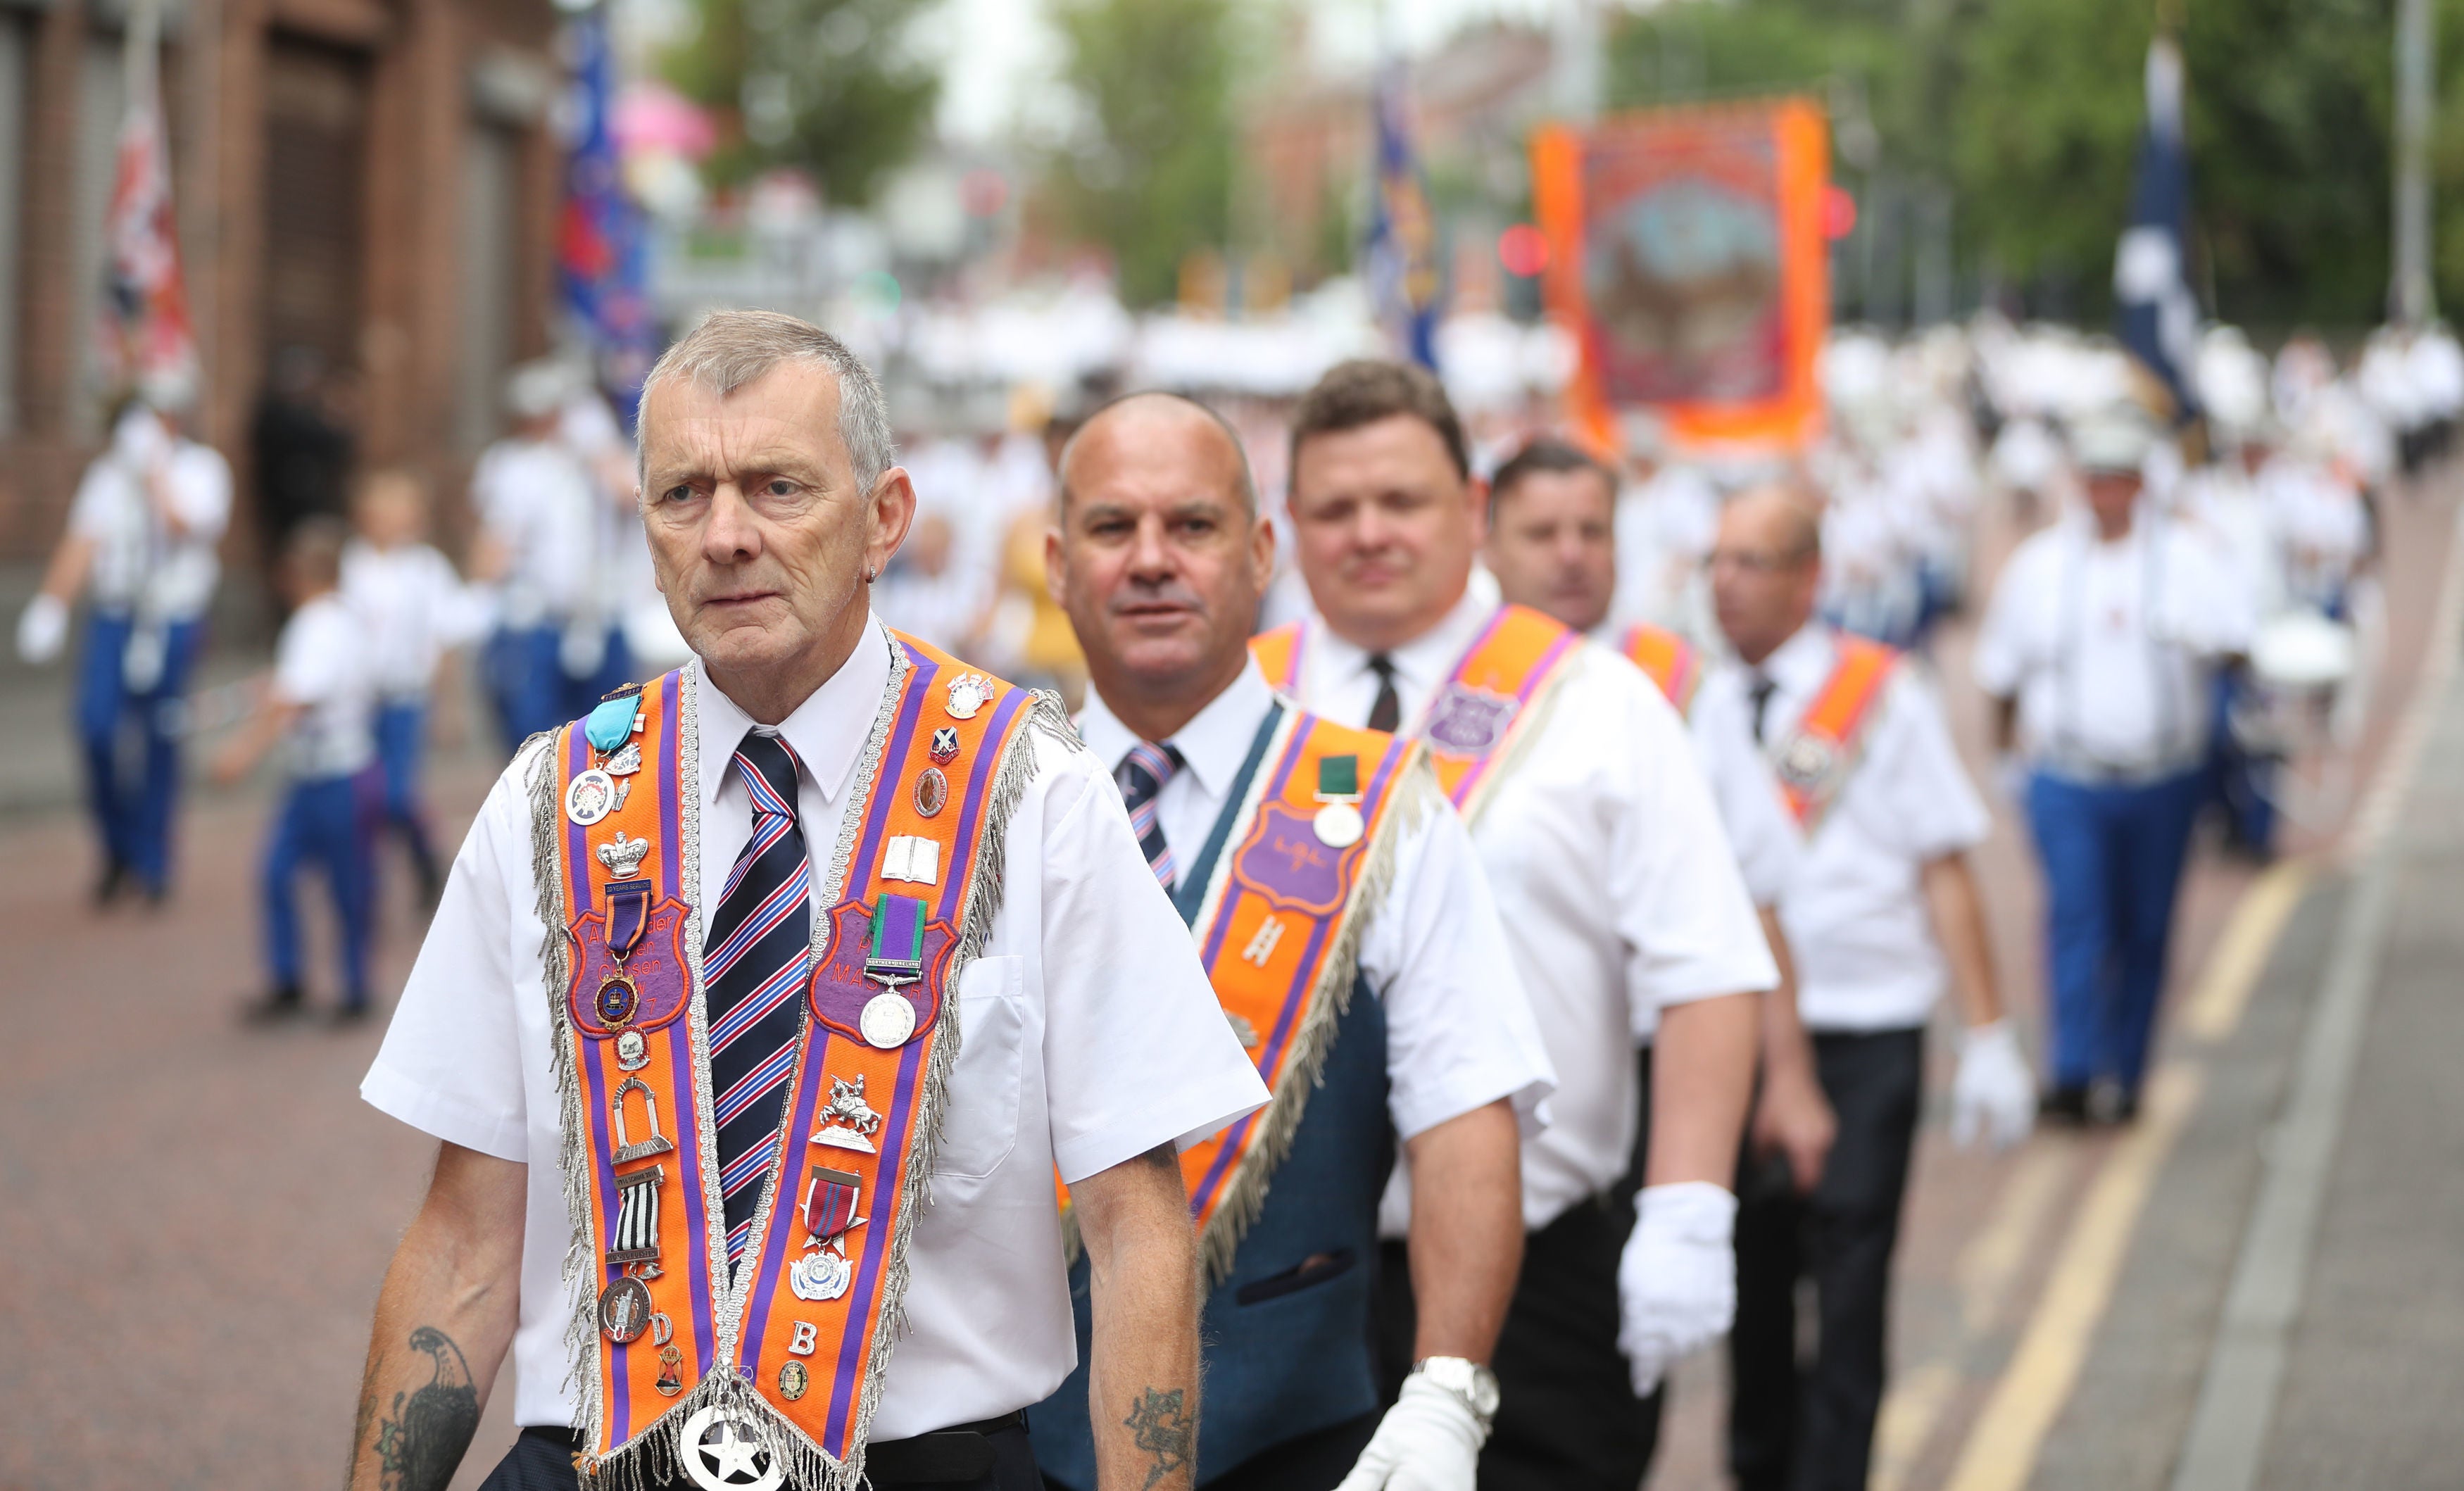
[505,1410,1031,1488]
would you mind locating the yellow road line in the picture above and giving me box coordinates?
[2177,861,2312,1043]
[1942,1063,2203,1491]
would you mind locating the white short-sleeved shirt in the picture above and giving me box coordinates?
[1694,627,1991,1031]
[1586,619,1802,909]
[69,424,232,619]
[363,620,1269,1437]
[341,541,494,700]
[1077,658,1557,1143]
[470,437,601,627]
[1280,575,1775,1228]
[274,593,377,779]
[1973,510,2255,779]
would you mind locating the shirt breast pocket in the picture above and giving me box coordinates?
[937,955,1026,1179]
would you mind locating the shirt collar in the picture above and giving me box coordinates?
[1759,623,1836,698]
[694,614,896,807]
[1078,656,1276,802]
[1312,566,1502,695]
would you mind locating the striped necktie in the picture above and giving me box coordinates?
[1116,741,1183,892]
[705,731,812,1266]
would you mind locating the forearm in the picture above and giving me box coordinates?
[1646,990,1759,1188]
[347,1144,524,1491]
[1990,694,2018,756]
[39,534,94,603]
[1402,1099,1522,1363]
[1080,1145,1201,1491]
[1754,907,1813,1081]
[1923,854,2006,1029]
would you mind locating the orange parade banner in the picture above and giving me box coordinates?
[1532,98,1830,454]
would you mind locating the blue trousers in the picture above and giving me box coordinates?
[373,700,439,879]
[484,625,632,753]
[2025,769,2203,1092]
[263,772,376,1004]
[75,613,203,893]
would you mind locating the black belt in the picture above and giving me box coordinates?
[865,1411,1025,1485]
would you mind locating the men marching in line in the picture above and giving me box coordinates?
[1033,391,1556,1489]
[1975,406,2254,1124]
[1257,361,1773,1490]
[16,392,232,904]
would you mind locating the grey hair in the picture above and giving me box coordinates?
[635,308,896,491]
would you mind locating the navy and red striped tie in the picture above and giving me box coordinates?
[1117,741,1183,893]
[705,731,812,1268]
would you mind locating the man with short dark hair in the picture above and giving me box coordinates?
[1259,360,1773,1491]
[1031,391,1554,1490]
[350,310,1268,1491]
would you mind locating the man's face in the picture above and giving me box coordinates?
[639,363,912,683]
[1709,497,1821,665]
[1485,467,1618,632]
[1288,414,1483,653]
[2084,470,2142,531]
[1048,403,1273,702]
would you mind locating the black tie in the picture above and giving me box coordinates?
[1749,672,1778,745]
[705,731,812,1268]
[1366,654,1402,733]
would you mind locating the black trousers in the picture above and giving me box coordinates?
[484,1415,1039,1491]
[1729,1027,1924,1491]
[1373,1050,1664,1491]
[1188,1410,1378,1491]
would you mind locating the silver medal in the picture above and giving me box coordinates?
[565,769,618,826]
[605,741,643,776]
[860,992,917,1048]
[788,1242,853,1302]
[678,1404,784,1491]
[615,1028,650,1071]
[1312,802,1364,848]
[943,672,993,720]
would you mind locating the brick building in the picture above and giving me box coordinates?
[0,0,565,569]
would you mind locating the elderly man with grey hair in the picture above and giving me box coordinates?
[348,310,1267,1491]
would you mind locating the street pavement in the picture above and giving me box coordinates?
[4,474,2461,1490]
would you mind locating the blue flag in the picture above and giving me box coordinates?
[558,4,656,427]
[1366,63,1443,370]
[2113,35,2201,420]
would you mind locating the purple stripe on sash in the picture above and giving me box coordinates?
[1195,719,1305,970]
[738,651,934,1383]
[580,1024,627,1438]
[1442,622,1576,807]
[660,670,681,903]
[666,1011,715,1369]
[936,682,1026,924]
[827,1034,925,1448]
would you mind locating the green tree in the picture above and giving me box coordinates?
[663,0,938,206]
[1045,0,1243,307]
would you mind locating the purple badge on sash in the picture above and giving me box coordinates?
[1423,684,1518,755]
[807,898,952,1046]
[567,897,692,1036]
[1232,803,1352,917]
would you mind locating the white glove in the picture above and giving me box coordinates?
[1616,1181,1737,1397]
[15,593,67,665]
[1951,1020,2036,1150]
[1333,1372,1486,1491]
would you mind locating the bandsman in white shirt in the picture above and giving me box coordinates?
[1697,486,2034,1491]
[16,394,232,903]
[1975,406,2255,1124]
[1256,361,1773,1491]
[1030,393,1556,1490]
[350,312,1268,1491]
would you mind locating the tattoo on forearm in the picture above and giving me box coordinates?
[367,1326,480,1491]
[1122,1386,1193,1490]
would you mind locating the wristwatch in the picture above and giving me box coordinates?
[1412,1355,1501,1432]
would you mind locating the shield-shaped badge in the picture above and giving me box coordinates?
[1424,684,1519,755]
